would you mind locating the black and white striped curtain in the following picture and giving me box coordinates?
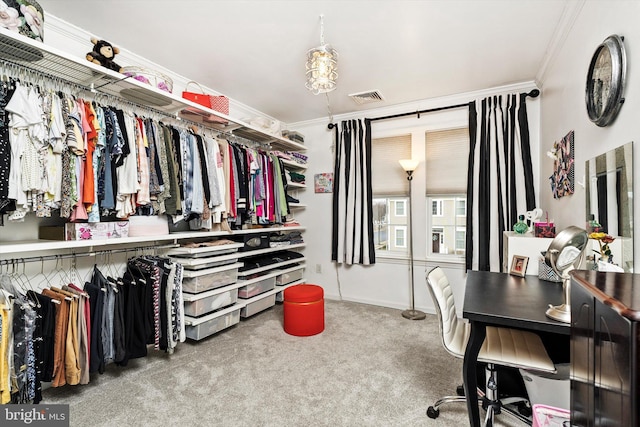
[465,93,536,271]
[331,119,376,265]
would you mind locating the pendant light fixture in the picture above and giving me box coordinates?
[305,14,338,95]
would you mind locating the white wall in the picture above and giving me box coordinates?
[538,0,640,270]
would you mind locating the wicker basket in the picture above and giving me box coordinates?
[121,66,173,93]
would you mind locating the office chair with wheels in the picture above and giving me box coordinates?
[425,267,556,426]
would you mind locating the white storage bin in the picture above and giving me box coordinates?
[183,287,238,317]
[275,267,304,285]
[238,276,276,298]
[241,293,276,318]
[520,363,570,410]
[184,305,241,340]
[182,262,242,293]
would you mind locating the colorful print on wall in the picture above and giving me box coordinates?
[548,130,575,199]
[314,173,334,193]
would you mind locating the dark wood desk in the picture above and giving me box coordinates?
[462,271,570,427]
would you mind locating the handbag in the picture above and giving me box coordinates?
[182,81,229,124]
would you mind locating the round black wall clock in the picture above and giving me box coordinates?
[585,35,626,127]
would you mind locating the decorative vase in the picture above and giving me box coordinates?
[513,214,528,234]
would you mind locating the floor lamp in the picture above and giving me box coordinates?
[399,159,426,320]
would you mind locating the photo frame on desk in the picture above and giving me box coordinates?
[510,255,529,277]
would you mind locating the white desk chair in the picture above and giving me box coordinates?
[425,267,556,426]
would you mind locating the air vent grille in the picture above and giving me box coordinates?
[349,90,385,105]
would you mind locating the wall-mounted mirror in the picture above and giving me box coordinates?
[585,141,634,272]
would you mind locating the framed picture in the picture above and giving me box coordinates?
[314,173,334,193]
[510,255,529,277]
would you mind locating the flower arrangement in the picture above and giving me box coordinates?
[589,232,615,261]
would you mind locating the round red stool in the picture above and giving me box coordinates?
[283,284,324,336]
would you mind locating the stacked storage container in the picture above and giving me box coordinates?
[169,241,244,340]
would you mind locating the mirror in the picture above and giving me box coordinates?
[585,141,634,272]
[545,226,589,323]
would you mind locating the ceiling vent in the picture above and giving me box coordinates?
[348,90,385,105]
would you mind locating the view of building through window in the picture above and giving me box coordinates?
[428,196,466,256]
[373,197,408,252]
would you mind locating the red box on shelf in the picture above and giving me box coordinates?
[534,222,556,238]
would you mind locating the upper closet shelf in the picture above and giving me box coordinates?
[0,28,305,152]
[0,226,306,256]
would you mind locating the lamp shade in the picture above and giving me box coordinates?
[305,44,338,95]
[399,159,419,172]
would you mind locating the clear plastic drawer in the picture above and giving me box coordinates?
[184,305,241,340]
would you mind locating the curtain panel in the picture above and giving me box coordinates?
[331,119,376,265]
[465,93,536,272]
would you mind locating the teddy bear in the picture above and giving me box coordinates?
[86,37,123,73]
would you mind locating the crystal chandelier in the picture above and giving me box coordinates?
[305,15,338,95]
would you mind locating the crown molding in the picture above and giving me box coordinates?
[535,0,586,86]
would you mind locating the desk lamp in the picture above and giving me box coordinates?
[544,226,588,323]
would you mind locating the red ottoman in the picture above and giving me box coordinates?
[283,284,324,336]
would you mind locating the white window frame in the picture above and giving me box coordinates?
[456,199,467,217]
[395,200,406,217]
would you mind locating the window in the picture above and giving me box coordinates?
[371,134,411,255]
[427,196,467,255]
[395,226,407,248]
[426,128,469,259]
[455,230,466,251]
[370,108,469,261]
[432,199,443,216]
[372,197,409,253]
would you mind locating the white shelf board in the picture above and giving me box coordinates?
[238,259,306,278]
[281,159,308,170]
[0,226,306,257]
[0,27,305,152]
[288,182,306,189]
[235,243,305,259]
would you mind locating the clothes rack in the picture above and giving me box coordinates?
[0,243,179,268]
[0,58,270,150]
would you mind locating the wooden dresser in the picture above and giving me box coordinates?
[570,271,640,427]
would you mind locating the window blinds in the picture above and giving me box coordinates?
[371,134,411,195]
[425,128,469,194]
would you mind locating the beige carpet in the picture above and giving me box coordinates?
[42,299,522,426]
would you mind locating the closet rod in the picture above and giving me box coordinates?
[0,59,270,149]
[0,243,179,267]
[326,89,541,130]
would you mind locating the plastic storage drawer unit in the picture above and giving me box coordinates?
[240,293,276,318]
[275,268,304,285]
[182,287,238,317]
[184,305,241,340]
[181,263,241,293]
[237,276,276,298]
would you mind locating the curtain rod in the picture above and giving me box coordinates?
[326,89,540,130]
